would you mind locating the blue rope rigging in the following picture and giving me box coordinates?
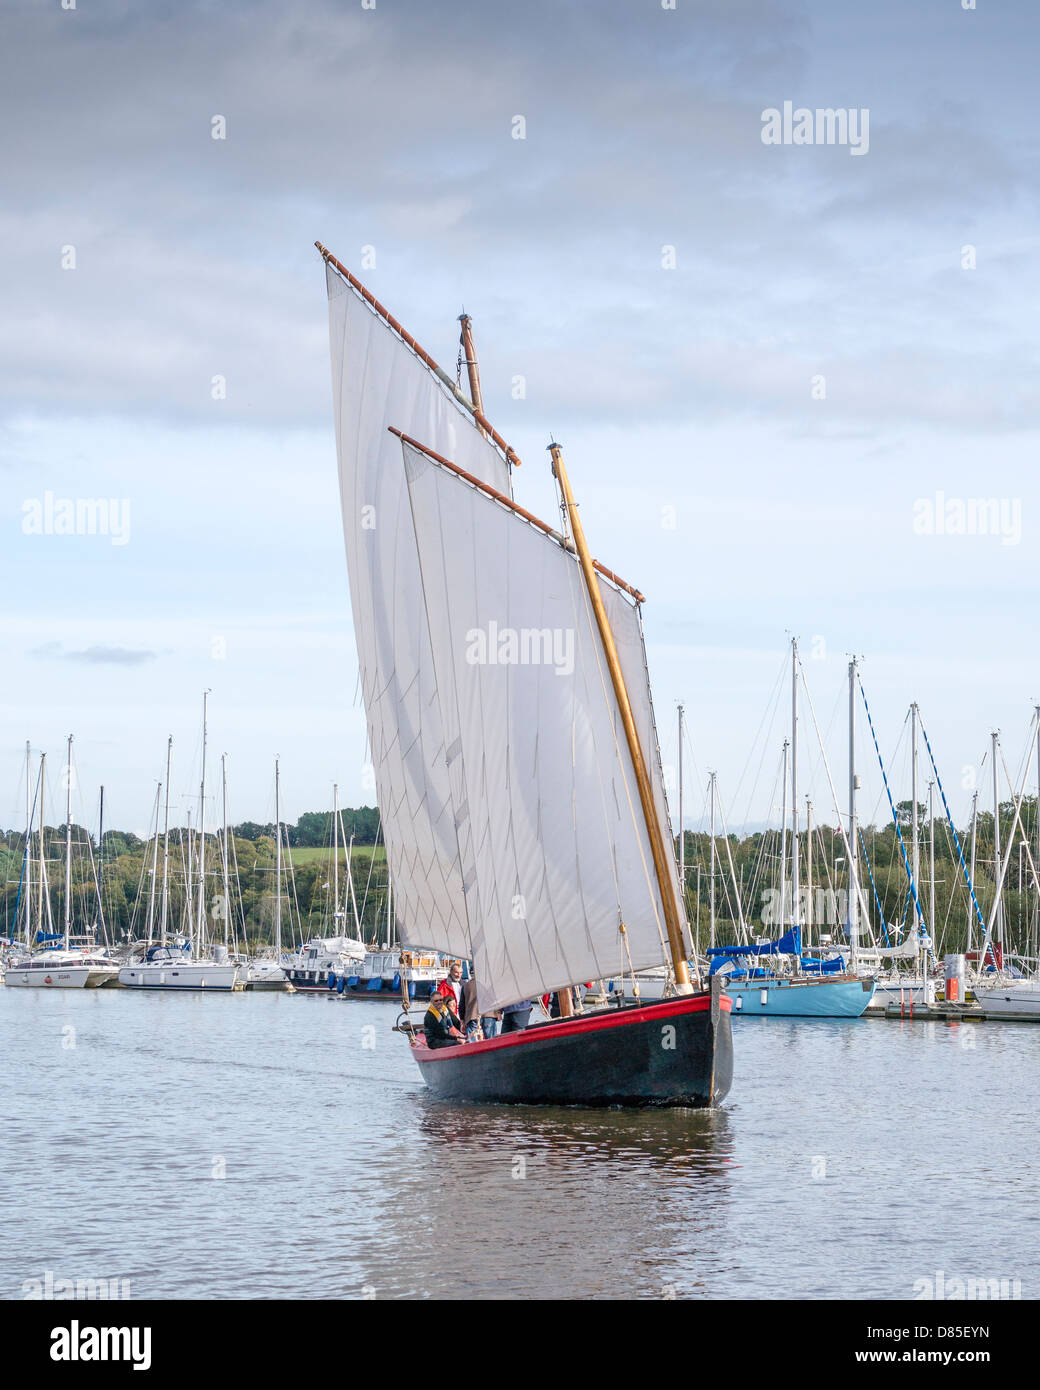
[918,715,987,936]
[857,677,929,939]
[856,827,891,944]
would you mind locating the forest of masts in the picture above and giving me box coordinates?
[4,797,1039,960]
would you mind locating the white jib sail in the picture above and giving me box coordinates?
[325,264,512,959]
[402,439,687,1014]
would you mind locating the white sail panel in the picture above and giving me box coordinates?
[325,265,512,959]
[402,441,678,1013]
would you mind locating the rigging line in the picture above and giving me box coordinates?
[974,714,1040,969]
[799,662,874,936]
[283,821,304,944]
[997,741,1040,901]
[680,722,712,834]
[856,676,929,939]
[802,678,844,813]
[865,714,909,831]
[713,782,748,941]
[918,712,987,936]
[937,818,960,955]
[731,649,788,831]
[856,828,890,944]
[358,816,381,941]
[744,751,784,930]
[746,751,782,892]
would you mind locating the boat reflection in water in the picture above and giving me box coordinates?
[373,1101,737,1298]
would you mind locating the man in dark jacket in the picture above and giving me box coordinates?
[423,983,465,1049]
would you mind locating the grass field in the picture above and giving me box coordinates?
[287,845,386,867]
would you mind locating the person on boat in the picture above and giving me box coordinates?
[461,977,504,1041]
[423,984,465,1049]
[461,976,483,1042]
[500,999,534,1033]
[480,1006,503,1039]
[443,959,464,1014]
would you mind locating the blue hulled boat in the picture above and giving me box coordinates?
[708,929,876,1018]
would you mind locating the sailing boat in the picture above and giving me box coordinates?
[973,712,1040,1018]
[6,739,120,989]
[281,773,366,992]
[118,700,241,991]
[708,643,874,1017]
[317,243,731,1105]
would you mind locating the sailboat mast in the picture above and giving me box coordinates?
[992,730,1002,953]
[274,756,282,957]
[97,785,107,946]
[709,771,717,951]
[911,703,921,935]
[38,753,46,949]
[848,657,858,950]
[806,797,813,946]
[928,779,936,950]
[968,790,979,955]
[791,640,800,952]
[221,754,230,948]
[457,314,487,424]
[333,783,339,932]
[160,737,172,946]
[197,691,209,951]
[548,440,693,995]
[677,705,685,907]
[147,783,161,940]
[779,739,789,937]
[64,734,73,951]
[23,741,32,948]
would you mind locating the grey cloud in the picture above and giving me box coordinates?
[31,641,159,665]
[1,0,1038,436]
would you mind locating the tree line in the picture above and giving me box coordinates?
[1,807,388,948]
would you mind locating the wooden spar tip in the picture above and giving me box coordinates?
[389,427,646,604]
[314,241,520,467]
[546,440,645,602]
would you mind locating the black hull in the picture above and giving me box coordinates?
[412,981,733,1108]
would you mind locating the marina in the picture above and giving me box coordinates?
[4,0,1037,1341]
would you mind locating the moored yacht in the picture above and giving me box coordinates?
[5,739,120,990]
[284,935,366,993]
[5,947,120,989]
[118,941,241,992]
[332,947,445,1000]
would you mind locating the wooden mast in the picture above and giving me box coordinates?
[458,314,486,425]
[549,441,693,996]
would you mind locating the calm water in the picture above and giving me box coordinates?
[3,987,1038,1300]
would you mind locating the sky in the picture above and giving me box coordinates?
[2,0,1038,840]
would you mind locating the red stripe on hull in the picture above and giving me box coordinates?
[415,990,730,1062]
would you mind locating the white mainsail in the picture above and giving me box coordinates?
[402,439,688,1013]
[324,263,513,960]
